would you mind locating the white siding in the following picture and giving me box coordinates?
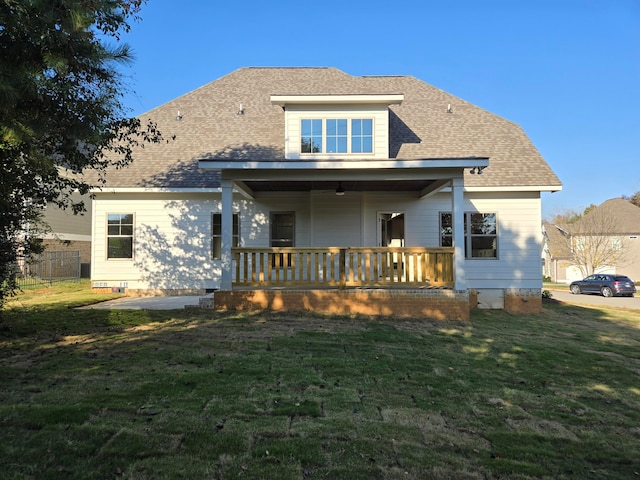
[310,192,362,246]
[92,192,222,290]
[92,190,543,291]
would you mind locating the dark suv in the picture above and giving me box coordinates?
[569,274,636,297]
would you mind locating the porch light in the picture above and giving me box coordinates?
[336,182,345,196]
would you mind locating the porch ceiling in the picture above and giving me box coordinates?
[244,179,435,192]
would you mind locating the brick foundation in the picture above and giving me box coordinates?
[91,288,207,296]
[212,288,470,321]
[504,289,542,314]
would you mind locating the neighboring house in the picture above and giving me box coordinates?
[542,222,572,283]
[543,198,640,283]
[38,191,92,277]
[89,67,561,319]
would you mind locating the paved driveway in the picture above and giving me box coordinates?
[549,289,640,310]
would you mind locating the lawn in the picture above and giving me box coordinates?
[1,283,639,479]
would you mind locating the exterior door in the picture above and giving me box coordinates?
[270,212,295,267]
[378,212,405,247]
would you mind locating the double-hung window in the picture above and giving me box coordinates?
[107,213,134,259]
[301,118,373,154]
[212,213,239,260]
[440,212,498,259]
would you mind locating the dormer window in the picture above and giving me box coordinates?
[271,94,403,160]
[301,118,373,155]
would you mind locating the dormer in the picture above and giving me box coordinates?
[270,94,404,160]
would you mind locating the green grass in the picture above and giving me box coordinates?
[1,284,639,479]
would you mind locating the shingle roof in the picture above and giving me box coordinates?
[542,222,572,259]
[94,67,561,189]
[543,199,640,259]
[574,198,640,234]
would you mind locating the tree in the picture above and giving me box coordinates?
[0,0,165,308]
[563,204,629,277]
[623,191,640,208]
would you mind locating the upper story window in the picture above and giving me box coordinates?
[351,119,373,153]
[301,119,322,153]
[300,118,373,155]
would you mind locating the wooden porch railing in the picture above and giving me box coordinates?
[232,247,454,288]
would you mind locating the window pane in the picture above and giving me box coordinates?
[470,213,496,235]
[120,226,133,236]
[337,119,347,135]
[471,236,496,258]
[233,215,239,236]
[338,137,347,152]
[301,119,311,136]
[271,213,295,247]
[327,119,337,135]
[108,238,132,259]
[362,119,372,135]
[107,225,120,235]
[327,137,337,153]
[352,119,361,135]
[440,213,452,236]
[362,137,372,153]
[212,237,221,260]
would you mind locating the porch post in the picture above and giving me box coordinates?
[451,177,467,291]
[220,179,233,291]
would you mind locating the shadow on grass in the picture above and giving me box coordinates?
[1,297,639,479]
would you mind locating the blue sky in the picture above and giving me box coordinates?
[117,0,639,218]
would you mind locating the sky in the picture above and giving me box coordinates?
[116,0,640,219]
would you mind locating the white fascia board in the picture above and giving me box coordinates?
[464,185,563,193]
[270,94,404,106]
[200,157,488,171]
[89,187,221,194]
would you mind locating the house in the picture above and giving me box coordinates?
[89,67,561,319]
[543,198,640,283]
[39,191,93,278]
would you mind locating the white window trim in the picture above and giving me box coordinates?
[106,212,135,261]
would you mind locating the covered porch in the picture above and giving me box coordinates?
[199,156,489,320]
